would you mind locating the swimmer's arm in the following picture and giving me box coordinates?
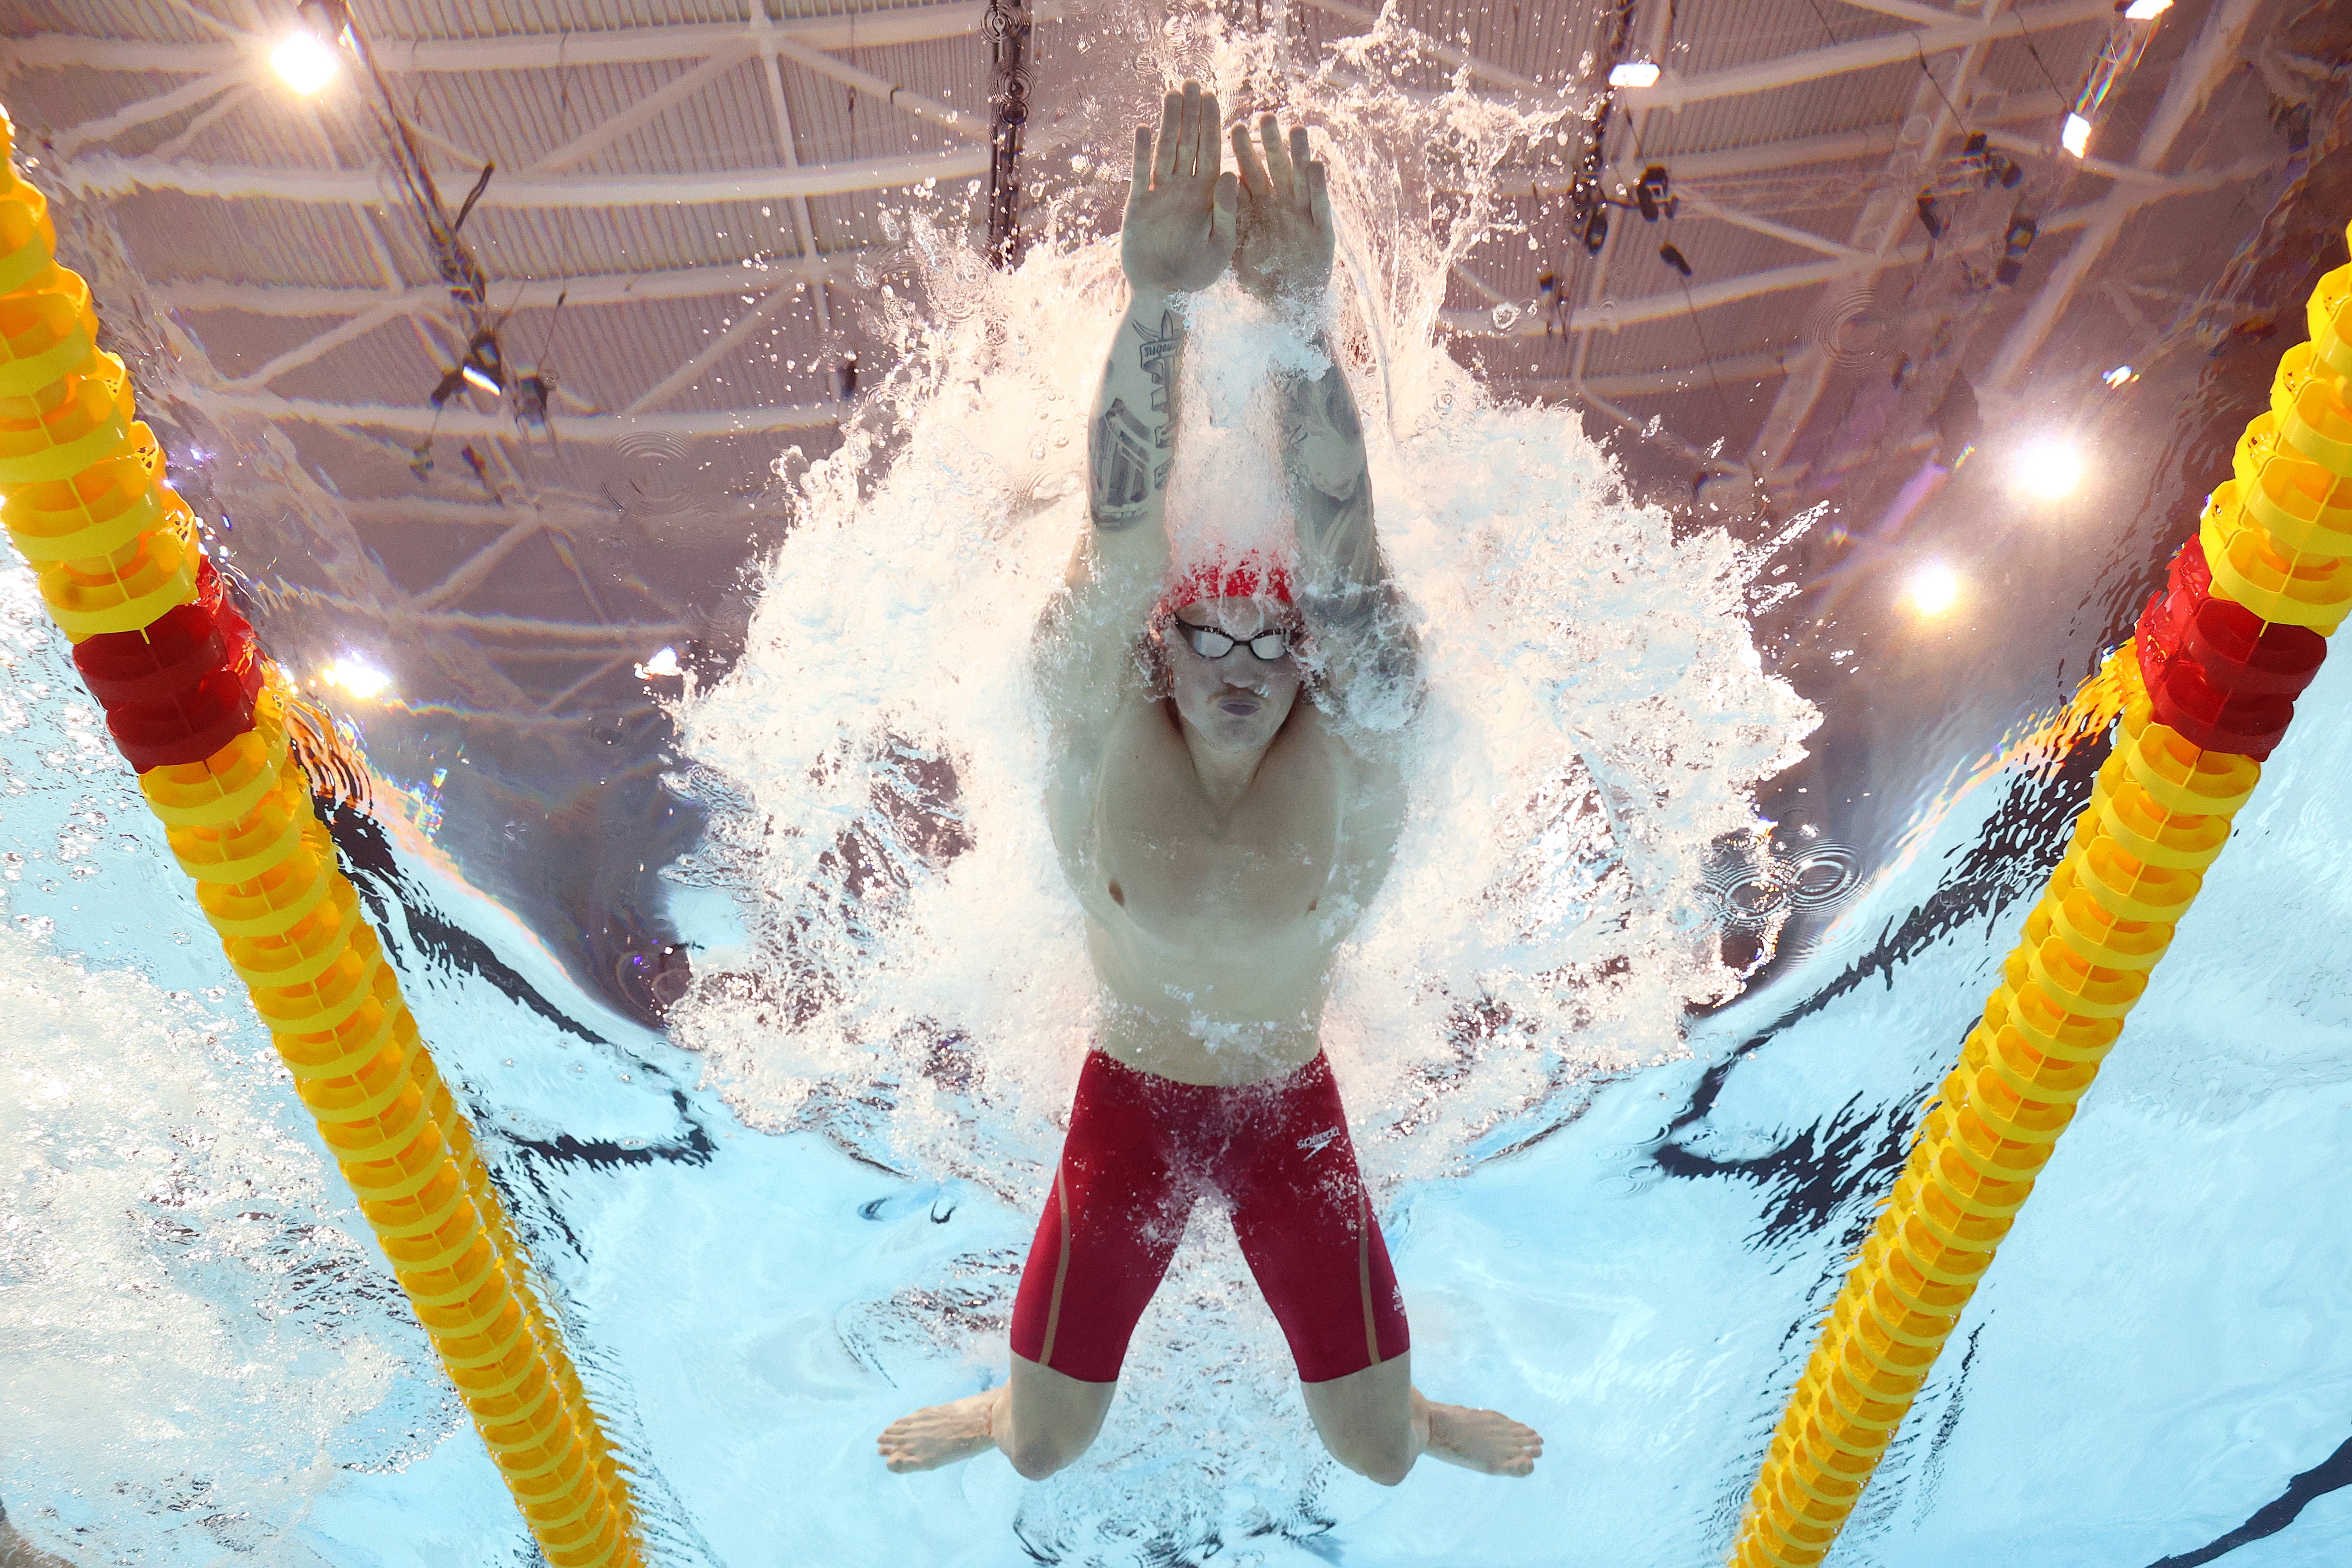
[1280,353,1419,704]
[1030,290,1185,723]
[1038,85,1235,732]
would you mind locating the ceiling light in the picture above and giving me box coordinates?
[2102,365,2138,388]
[325,657,390,699]
[2122,1,2172,18]
[1907,562,1961,618]
[270,30,341,96]
[460,361,502,396]
[636,646,682,679]
[2014,436,2086,500]
[2060,113,2093,158]
[1608,61,1661,89]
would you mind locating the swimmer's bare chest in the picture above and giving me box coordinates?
[1057,695,1398,1087]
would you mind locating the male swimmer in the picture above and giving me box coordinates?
[878,84,1542,1486]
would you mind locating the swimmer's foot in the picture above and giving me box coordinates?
[1417,1392,1543,1477]
[878,1387,1004,1473]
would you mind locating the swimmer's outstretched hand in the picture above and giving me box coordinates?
[1231,112,1334,305]
[1121,80,1239,297]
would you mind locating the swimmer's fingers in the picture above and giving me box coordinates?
[1231,121,1272,198]
[1129,124,1153,203]
[1307,158,1333,235]
[1288,125,1312,212]
[1258,112,1292,200]
[1212,170,1239,251]
[1193,88,1223,187]
[1156,89,1183,181]
[1178,81,1210,180]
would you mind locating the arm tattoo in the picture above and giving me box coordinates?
[1281,349,1418,693]
[1089,308,1181,532]
[1092,398,1154,526]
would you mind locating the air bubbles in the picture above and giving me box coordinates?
[616,429,687,464]
[1783,841,1861,912]
[1705,838,1863,927]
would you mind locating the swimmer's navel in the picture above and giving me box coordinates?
[1308,897,1318,911]
[1109,880,1125,906]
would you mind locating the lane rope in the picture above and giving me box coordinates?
[0,103,642,1568]
[1728,219,2352,1568]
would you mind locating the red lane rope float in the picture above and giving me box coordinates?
[0,105,639,1567]
[1729,223,2350,1568]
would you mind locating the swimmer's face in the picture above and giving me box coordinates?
[1164,594,1304,751]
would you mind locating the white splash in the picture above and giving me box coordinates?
[0,922,457,1562]
[668,17,1813,1188]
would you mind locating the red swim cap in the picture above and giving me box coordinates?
[1165,556,1295,610]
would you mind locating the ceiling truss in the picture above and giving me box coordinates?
[0,0,2294,729]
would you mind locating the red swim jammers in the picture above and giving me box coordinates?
[1008,1049,1410,1384]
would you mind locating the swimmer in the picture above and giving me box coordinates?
[880,83,1541,1486]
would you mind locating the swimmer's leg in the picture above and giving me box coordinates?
[883,1051,1187,1478]
[1299,1357,1542,1482]
[1222,1057,1541,1483]
[875,1355,1116,1477]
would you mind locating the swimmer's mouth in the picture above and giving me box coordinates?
[1217,694,1262,715]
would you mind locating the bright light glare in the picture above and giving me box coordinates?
[324,657,390,699]
[1608,61,1661,88]
[2060,113,2093,158]
[270,31,341,96]
[1908,562,1962,617]
[636,646,682,679]
[2123,1,2172,19]
[2015,437,2087,500]
[2102,365,2138,388]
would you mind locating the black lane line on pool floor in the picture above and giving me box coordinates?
[2145,1433,2352,1567]
[1645,734,2107,1242]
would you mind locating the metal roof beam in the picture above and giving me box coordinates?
[1740,21,1997,474]
[625,285,799,415]
[1834,0,1965,26]
[165,253,872,316]
[342,494,615,532]
[63,144,999,208]
[1676,194,1866,261]
[1446,248,1929,337]
[48,70,241,157]
[297,594,690,647]
[1983,0,2273,392]
[525,42,757,175]
[415,516,547,612]
[187,388,843,439]
[1517,352,1792,399]
[769,34,984,139]
[1617,0,2112,110]
[1,2,1058,75]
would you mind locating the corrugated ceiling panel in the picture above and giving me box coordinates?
[1,1,227,44]
[409,59,702,174]
[114,189,393,288]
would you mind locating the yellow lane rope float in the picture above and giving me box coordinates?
[0,105,643,1568]
[1728,223,2352,1568]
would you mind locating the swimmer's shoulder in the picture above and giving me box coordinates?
[1047,688,1173,865]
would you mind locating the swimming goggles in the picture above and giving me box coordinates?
[1165,616,1298,662]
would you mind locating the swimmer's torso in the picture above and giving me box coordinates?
[1049,686,1404,1086]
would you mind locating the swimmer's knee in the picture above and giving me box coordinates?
[1328,1431,1414,1487]
[1005,1427,1092,1480]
